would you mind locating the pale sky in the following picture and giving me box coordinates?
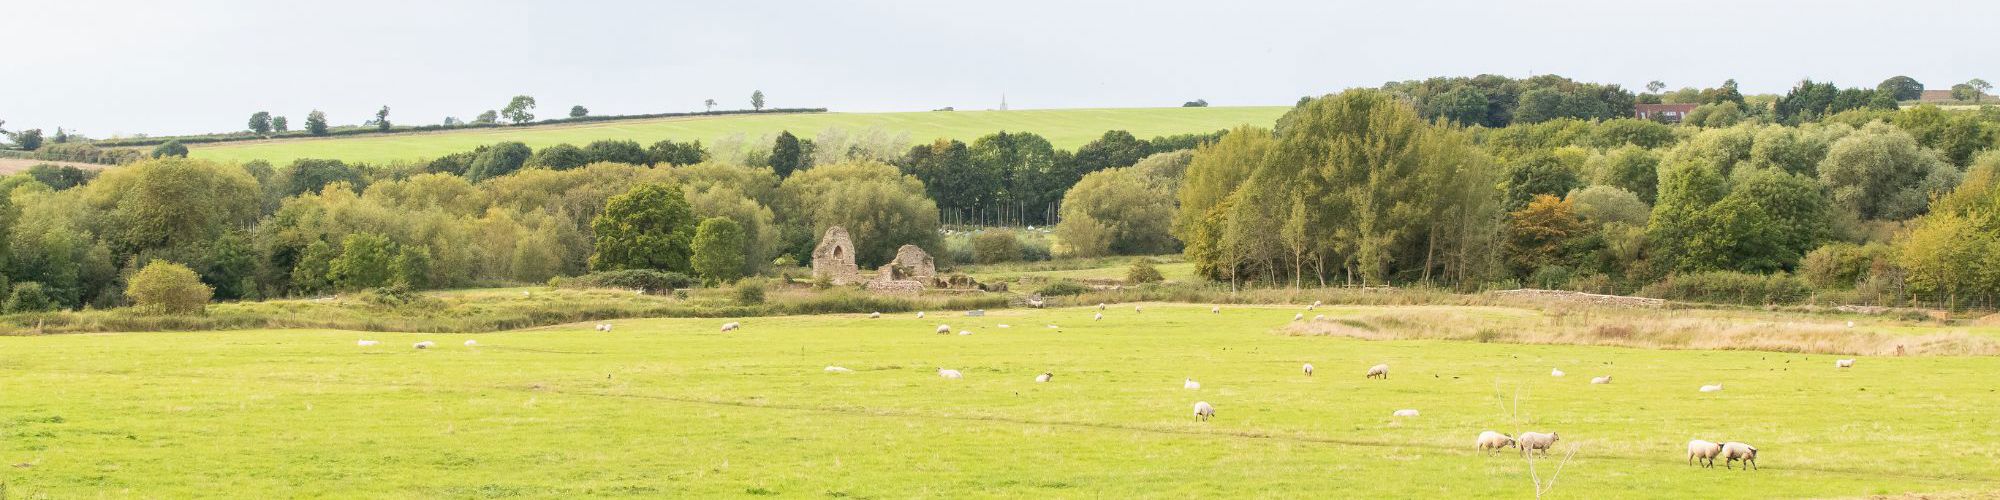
[3,0,1995,137]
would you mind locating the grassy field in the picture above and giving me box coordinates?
[4,303,1998,498]
[186,107,1289,165]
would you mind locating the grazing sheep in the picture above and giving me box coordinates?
[1184,378,1201,390]
[1366,364,1389,379]
[1134,305,1143,313]
[1846,320,1855,328]
[958,330,973,336]
[594,323,614,332]
[938,368,963,379]
[1721,441,1758,470]
[1035,372,1053,383]
[1476,431,1517,454]
[1094,312,1104,321]
[1193,401,1215,421]
[917,311,925,319]
[1312,300,1323,307]
[413,341,436,349]
[997,324,1010,328]
[1303,363,1315,376]
[1590,376,1611,384]
[936,324,951,334]
[1211,306,1221,314]
[1306,304,1317,311]
[1098,303,1106,310]
[1836,359,1855,368]
[825,366,854,373]
[463,340,478,347]
[1700,384,1724,393]
[1551,368,1565,377]
[869,312,881,319]
[1293,313,1305,321]
[1312,314,1326,321]
[357,340,379,347]
[1392,409,1419,417]
[1687,440,1723,468]
[720,322,741,332]
[1518,432,1560,456]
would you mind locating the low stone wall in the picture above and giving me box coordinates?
[864,280,927,295]
[1489,289,1666,308]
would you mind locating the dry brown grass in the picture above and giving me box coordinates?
[1282,307,2000,356]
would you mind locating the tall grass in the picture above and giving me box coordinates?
[1283,307,1997,356]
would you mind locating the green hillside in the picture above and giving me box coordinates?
[189,106,1289,164]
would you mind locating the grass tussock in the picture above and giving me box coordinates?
[1283,307,1999,356]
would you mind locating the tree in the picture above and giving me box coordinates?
[474,110,499,124]
[1877,76,1925,101]
[1819,122,1959,220]
[528,143,590,170]
[125,261,212,315]
[778,160,942,267]
[467,142,532,181]
[1505,194,1586,276]
[584,139,649,165]
[1072,130,1152,174]
[6,283,56,313]
[1182,99,1209,107]
[1504,151,1583,210]
[569,105,588,118]
[590,182,698,273]
[271,115,289,132]
[1646,80,1666,93]
[751,90,765,111]
[305,110,329,135]
[279,158,364,197]
[972,230,1023,264]
[502,95,537,124]
[372,106,391,131]
[328,233,397,290]
[393,245,434,288]
[690,217,747,284]
[769,131,804,177]
[704,99,717,112]
[648,139,708,166]
[248,111,272,134]
[290,240,335,295]
[151,140,189,158]
[10,128,42,150]
[1056,166,1175,257]
[85,158,261,259]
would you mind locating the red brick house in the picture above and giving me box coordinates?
[1635,103,1698,123]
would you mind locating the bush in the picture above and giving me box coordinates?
[6,282,57,313]
[151,140,190,158]
[1036,280,1091,296]
[125,261,214,315]
[971,230,1024,264]
[1637,271,1813,306]
[355,284,441,308]
[560,269,695,293]
[1127,258,1164,284]
[735,280,767,305]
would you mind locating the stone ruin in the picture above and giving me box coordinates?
[811,226,864,285]
[810,226,961,294]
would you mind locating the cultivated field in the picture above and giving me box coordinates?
[4,303,1998,498]
[187,107,1289,165]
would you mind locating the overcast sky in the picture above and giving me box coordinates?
[4,0,1995,137]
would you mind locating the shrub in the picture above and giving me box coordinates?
[356,284,438,308]
[972,230,1024,264]
[150,140,190,158]
[560,269,695,293]
[1127,258,1164,284]
[6,282,56,313]
[735,280,767,305]
[1036,280,1091,296]
[1637,271,1813,306]
[691,217,747,285]
[125,261,214,315]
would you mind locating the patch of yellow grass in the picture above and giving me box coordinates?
[1283,308,2000,356]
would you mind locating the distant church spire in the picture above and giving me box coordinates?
[1000,94,1008,111]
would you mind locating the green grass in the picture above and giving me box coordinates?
[959,255,1198,283]
[4,303,1997,497]
[187,107,1289,165]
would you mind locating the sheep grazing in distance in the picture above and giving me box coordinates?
[1590,376,1611,384]
[1312,300,1323,307]
[720,322,741,332]
[869,312,881,319]
[1193,401,1216,422]
[1366,364,1389,380]
[1476,431,1517,454]
[1303,363,1315,376]
[463,340,478,347]
[958,330,973,336]
[996,324,1010,328]
[413,341,436,349]
[1392,409,1419,417]
[1700,384,1724,393]
[1518,432,1560,456]
[936,324,951,334]
[1134,305,1143,313]
[1687,440,1723,468]
[938,368,963,379]
[917,311,925,319]
[1836,359,1855,368]
[1312,314,1326,321]
[1094,312,1104,321]
[1294,313,1305,321]
[1211,306,1221,314]
[825,366,854,373]
[594,323,613,332]
[1184,378,1201,390]
[1098,303,1106,310]
[1721,442,1758,470]
[1035,372,1053,383]
[1551,368,1565,377]
[357,340,379,347]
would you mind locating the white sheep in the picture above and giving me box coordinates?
[1306,304,1317,311]
[720,322,741,332]
[1312,314,1326,321]
[1836,359,1855,368]
[869,312,881,319]
[1193,401,1215,422]
[996,324,1010,328]
[1551,368,1565,377]
[1303,363,1315,376]
[594,323,614,332]
[1093,312,1104,321]
[1687,440,1723,468]
[825,366,854,373]
[1211,306,1221,314]
[357,340,379,347]
[1098,303,1106,310]
[413,341,436,349]
[938,368,963,379]
[1312,300,1323,307]
[1721,441,1758,470]
[917,311,925,319]
[1035,372,1053,383]
[1476,431,1517,454]
[1518,431,1560,456]
[1590,376,1611,384]
[1134,305,1143,313]
[463,340,478,347]
[958,330,973,336]
[1366,364,1389,380]
[1184,378,1201,390]
[1700,384,1724,393]
[936,324,951,334]
[1392,409,1419,417]
[1293,313,1305,321]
